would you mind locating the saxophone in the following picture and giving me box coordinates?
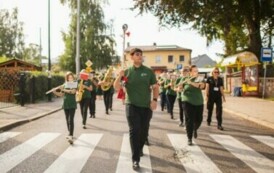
[101,66,114,91]
[76,79,84,102]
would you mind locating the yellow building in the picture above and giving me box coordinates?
[124,44,192,74]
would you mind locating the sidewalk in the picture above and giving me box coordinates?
[0,98,62,132]
[0,95,273,131]
[223,94,274,130]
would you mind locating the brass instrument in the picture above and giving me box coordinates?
[45,85,63,95]
[100,66,114,91]
[178,76,196,86]
[76,79,84,102]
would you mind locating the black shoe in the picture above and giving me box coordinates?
[194,130,198,139]
[83,125,86,129]
[218,125,224,130]
[132,161,140,170]
[139,150,144,157]
[110,108,112,111]
[93,115,95,118]
[207,122,211,126]
[179,122,184,127]
[106,111,109,115]
[89,115,92,118]
[188,139,193,146]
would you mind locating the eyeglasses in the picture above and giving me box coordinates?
[214,71,219,74]
[134,52,142,56]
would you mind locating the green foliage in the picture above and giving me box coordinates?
[59,0,118,72]
[133,0,274,59]
[19,71,64,102]
[0,56,8,63]
[22,43,42,66]
[0,8,25,58]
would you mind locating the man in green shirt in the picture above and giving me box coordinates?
[114,48,159,170]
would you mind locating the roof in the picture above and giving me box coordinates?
[125,45,192,52]
[221,51,259,67]
[0,58,41,70]
[191,54,217,68]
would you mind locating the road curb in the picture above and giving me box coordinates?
[223,108,274,130]
[0,107,62,132]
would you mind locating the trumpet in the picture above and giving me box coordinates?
[45,85,63,95]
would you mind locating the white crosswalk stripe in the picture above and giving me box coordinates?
[211,134,274,173]
[250,135,274,148]
[44,133,103,173]
[0,132,273,173]
[0,132,60,173]
[0,132,21,143]
[168,134,222,173]
[116,134,152,173]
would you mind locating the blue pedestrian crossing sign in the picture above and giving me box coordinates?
[177,64,182,70]
[261,48,273,62]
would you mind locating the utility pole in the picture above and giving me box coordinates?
[75,0,81,75]
[48,0,51,101]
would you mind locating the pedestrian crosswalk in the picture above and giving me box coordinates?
[0,132,273,173]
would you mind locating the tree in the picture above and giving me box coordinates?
[0,8,25,58]
[132,0,274,60]
[22,43,42,66]
[59,0,117,72]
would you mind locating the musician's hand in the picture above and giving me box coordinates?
[118,70,125,77]
[150,100,157,111]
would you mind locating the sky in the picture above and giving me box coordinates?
[0,0,224,62]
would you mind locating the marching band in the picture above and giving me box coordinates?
[49,51,211,170]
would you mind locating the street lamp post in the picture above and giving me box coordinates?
[75,0,81,75]
[122,24,128,68]
[48,0,51,102]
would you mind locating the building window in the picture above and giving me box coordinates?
[155,56,161,64]
[168,55,173,63]
[179,55,185,62]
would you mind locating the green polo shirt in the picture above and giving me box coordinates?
[175,77,182,99]
[124,65,157,108]
[164,79,176,96]
[78,79,92,99]
[62,84,77,109]
[158,77,166,94]
[180,77,204,106]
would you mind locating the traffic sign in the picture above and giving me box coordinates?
[261,48,273,62]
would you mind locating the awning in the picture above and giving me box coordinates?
[221,51,259,67]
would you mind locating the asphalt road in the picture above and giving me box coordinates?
[1,98,274,173]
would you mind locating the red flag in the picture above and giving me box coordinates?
[126,31,130,37]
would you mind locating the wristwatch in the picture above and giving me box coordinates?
[153,98,157,102]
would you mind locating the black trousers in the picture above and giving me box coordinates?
[185,102,203,140]
[89,92,96,115]
[207,97,223,126]
[166,94,176,117]
[160,92,166,111]
[64,109,76,136]
[103,90,112,112]
[80,98,90,125]
[126,104,152,162]
[178,99,185,123]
